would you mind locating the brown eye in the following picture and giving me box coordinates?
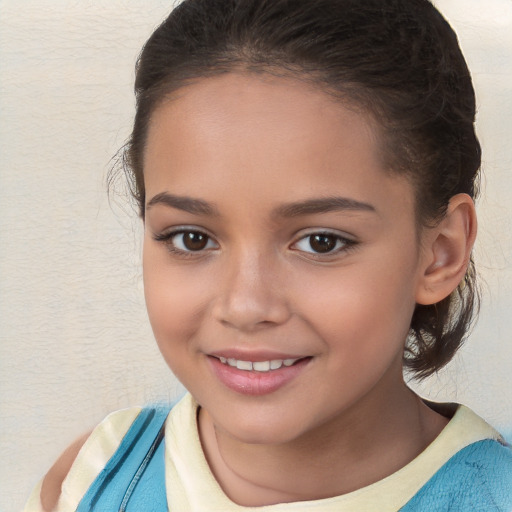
[309,234,338,253]
[154,229,218,253]
[293,232,352,256]
[180,231,209,251]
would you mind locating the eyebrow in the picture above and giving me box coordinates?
[146,192,376,218]
[275,196,376,217]
[146,192,220,216]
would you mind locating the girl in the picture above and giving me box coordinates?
[25,0,512,510]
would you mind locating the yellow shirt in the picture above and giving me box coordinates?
[24,393,502,512]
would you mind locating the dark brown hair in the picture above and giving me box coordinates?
[119,0,481,378]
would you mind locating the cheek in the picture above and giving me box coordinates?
[295,258,417,353]
[143,246,208,346]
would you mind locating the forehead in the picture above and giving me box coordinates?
[143,72,414,219]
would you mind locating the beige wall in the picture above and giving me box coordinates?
[1,1,511,511]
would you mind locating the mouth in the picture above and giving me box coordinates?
[207,354,312,396]
[214,356,305,372]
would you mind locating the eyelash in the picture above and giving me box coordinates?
[153,228,357,258]
[291,231,357,258]
[153,229,218,257]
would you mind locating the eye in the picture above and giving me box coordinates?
[293,232,352,255]
[154,229,218,253]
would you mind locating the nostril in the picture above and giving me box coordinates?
[214,293,291,331]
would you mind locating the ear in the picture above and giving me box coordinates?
[415,193,477,306]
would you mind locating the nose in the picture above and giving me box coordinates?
[213,249,292,332]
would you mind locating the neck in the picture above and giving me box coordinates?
[198,383,447,506]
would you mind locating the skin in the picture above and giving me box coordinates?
[40,431,91,511]
[40,72,476,508]
[142,73,474,505]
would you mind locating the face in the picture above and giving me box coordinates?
[143,73,429,445]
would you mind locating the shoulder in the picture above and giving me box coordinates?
[399,403,512,511]
[456,439,512,491]
[37,407,142,512]
[40,431,91,512]
[403,439,512,511]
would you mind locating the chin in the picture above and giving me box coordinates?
[215,411,310,446]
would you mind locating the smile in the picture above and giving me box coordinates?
[208,354,312,396]
[216,357,301,372]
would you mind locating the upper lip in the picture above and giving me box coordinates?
[208,349,309,362]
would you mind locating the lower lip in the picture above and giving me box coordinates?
[208,356,311,396]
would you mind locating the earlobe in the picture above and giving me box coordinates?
[415,194,477,306]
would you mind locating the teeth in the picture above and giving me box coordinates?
[217,357,301,371]
[236,360,253,371]
[253,361,270,372]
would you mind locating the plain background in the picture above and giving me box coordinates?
[1,1,511,511]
